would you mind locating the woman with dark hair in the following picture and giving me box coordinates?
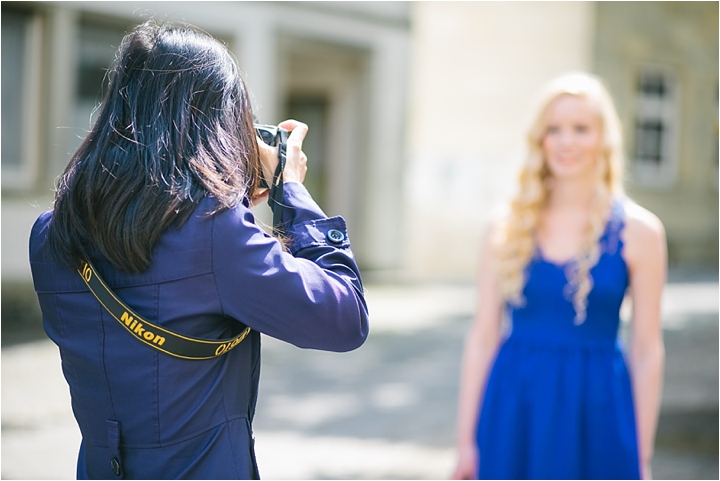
[29,20,368,479]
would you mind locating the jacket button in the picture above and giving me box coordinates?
[110,458,121,477]
[326,229,345,244]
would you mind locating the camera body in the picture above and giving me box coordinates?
[255,124,287,147]
[253,123,291,231]
[254,124,289,189]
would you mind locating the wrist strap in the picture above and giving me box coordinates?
[78,260,250,360]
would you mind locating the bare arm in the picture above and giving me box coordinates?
[452,226,505,479]
[623,203,666,479]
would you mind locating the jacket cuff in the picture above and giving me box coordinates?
[286,216,351,255]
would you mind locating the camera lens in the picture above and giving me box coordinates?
[255,124,279,146]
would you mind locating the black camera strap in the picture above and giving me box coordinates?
[78,260,250,360]
[267,128,289,234]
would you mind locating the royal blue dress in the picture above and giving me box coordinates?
[477,202,640,479]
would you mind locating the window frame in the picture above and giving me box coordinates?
[713,79,718,191]
[1,9,43,191]
[630,65,681,189]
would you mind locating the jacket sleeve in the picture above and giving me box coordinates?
[211,182,369,352]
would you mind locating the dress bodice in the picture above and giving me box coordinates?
[507,200,628,347]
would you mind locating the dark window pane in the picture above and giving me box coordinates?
[635,120,664,163]
[77,22,125,103]
[639,72,667,97]
[286,95,328,207]
[77,63,109,101]
[71,21,127,152]
[1,10,30,169]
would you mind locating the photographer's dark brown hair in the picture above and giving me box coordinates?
[48,20,262,272]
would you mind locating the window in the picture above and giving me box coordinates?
[1,8,42,190]
[632,68,679,187]
[70,20,128,156]
[286,95,329,208]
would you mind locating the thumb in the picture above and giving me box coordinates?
[278,119,308,145]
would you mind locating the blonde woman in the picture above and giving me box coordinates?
[452,72,665,479]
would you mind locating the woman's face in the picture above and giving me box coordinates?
[541,94,603,181]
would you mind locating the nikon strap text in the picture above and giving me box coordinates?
[78,260,250,360]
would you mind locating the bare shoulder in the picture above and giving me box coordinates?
[621,198,667,267]
[622,199,666,240]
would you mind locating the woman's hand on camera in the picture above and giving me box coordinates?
[253,120,307,206]
[256,119,308,188]
[278,119,308,184]
[256,137,278,189]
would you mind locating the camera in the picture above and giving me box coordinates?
[253,123,291,231]
[255,124,288,147]
[254,124,289,189]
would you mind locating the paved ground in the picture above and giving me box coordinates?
[2,269,718,479]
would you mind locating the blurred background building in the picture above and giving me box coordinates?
[3,0,412,332]
[405,1,718,279]
[3,1,717,313]
[2,2,717,479]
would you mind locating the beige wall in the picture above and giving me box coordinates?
[593,1,719,265]
[403,2,595,280]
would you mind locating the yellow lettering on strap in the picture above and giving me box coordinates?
[78,259,250,360]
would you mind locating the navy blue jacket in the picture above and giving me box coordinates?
[29,182,369,479]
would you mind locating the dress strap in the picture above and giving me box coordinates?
[600,197,626,256]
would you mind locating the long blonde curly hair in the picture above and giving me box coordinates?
[493,72,625,324]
